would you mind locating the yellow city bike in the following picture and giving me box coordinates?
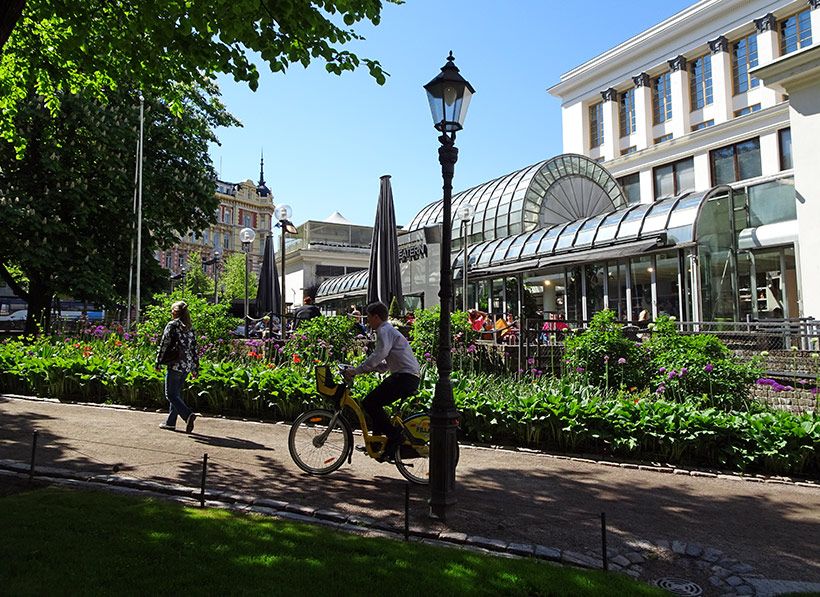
[288,364,431,485]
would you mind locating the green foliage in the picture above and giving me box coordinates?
[183,251,215,297]
[409,306,476,360]
[221,253,258,303]
[564,310,650,390]
[0,333,816,475]
[388,296,400,319]
[283,315,360,366]
[643,315,761,409]
[140,291,239,346]
[565,312,761,409]
[1,0,397,155]
[0,85,231,331]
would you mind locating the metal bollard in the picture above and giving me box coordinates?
[601,512,608,571]
[29,430,38,482]
[404,484,410,542]
[200,453,208,508]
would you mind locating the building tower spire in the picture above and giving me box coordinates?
[256,149,271,198]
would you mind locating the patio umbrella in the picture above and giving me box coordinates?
[367,175,403,311]
[255,234,281,332]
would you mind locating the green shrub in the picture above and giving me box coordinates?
[284,315,360,365]
[409,306,475,361]
[139,291,240,347]
[564,310,651,390]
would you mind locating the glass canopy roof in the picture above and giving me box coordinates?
[454,189,722,274]
[407,154,627,246]
[316,269,368,301]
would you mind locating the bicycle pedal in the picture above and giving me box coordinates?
[355,445,367,454]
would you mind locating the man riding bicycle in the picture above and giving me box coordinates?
[342,301,420,462]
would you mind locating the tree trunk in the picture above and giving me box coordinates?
[25,280,52,336]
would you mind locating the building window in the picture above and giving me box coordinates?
[654,133,673,144]
[653,157,695,198]
[621,146,637,156]
[732,34,759,94]
[165,254,172,269]
[223,207,233,224]
[619,88,636,137]
[652,72,673,124]
[780,9,812,55]
[178,254,185,268]
[734,104,761,117]
[589,102,604,147]
[223,234,230,250]
[617,173,641,205]
[691,120,715,131]
[243,214,252,227]
[711,138,762,184]
[315,264,346,277]
[689,54,713,110]
[779,128,792,170]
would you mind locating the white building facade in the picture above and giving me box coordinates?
[549,0,819,320]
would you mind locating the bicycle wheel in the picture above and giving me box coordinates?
[288,409,351,475]
[394,413,431,485]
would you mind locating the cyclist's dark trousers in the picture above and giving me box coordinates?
[362,373,420,440]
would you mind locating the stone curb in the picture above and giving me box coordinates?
[3,393,818,489]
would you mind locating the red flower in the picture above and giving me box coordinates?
[292,354,301,364]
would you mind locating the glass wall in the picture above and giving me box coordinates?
[606,262,628,321]
[697,194,737,320]
[738,246,797,320]
[566,266,583,324]
[630,255,654,322]
[655,252,681,319]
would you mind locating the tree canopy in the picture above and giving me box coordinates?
[0,82,235,332]
[0,0,396,154]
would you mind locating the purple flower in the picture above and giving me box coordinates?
[467,344,476,353]
[667,370,677,379]
[603,355,610,363]
[617,357,626,365]
[679,367,688,377]
[424,352,431,359]
[655,384,665,394]
[704,363,714,373]
[756,378,777,386]
[527,357,535,365]
[783,385,794,391]
[658,367,666,374]
[576,367,585,373]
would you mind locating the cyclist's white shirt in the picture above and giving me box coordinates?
[354,321,420,377]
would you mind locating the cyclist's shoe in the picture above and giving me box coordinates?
[355,445,367,454]
[376,447,395,463]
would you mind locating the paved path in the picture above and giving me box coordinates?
[1,395,818,595]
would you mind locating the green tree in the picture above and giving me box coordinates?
[0,84,235,333]
[183,251,215,298]
[1,0,397,154]
[221,253,258,304]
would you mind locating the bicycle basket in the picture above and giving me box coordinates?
[315,365,345,404]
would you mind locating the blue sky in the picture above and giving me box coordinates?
[209,0,693,228]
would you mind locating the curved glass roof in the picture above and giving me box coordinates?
[453,189,722,272]
[316,269,368,301]
[407,154,627,246]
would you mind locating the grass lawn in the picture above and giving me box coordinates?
[0,486,663,596]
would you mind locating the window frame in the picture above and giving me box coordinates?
[689,54,713,110]
[779,128,793,171]
[732,33,759,95]
[589,101,605,148]
[617,172,641,205]
[619,88,636,137]
[710,137,762,185]
[780,9,812,55]
[653,157,695,199]
[652,72,673,124]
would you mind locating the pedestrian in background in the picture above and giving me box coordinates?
[155,300,199,433]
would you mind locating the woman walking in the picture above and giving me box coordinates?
[155,301,199,432]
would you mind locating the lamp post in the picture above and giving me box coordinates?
[240,227,256,337]
[202,251,221,304]
[275,204,297,337]
[424,51,475,520]
[457,203,475,312]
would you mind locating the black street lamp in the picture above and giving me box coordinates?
[275,204,297,337]
[424,51,475,520]
[240,227,256,337]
